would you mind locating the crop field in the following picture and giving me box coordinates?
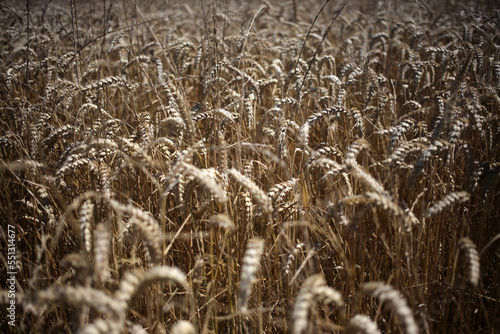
[0,0,499,333]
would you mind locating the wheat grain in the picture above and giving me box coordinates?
[82,76,133,92]
[388,118,416,153]
[267,178,299,204]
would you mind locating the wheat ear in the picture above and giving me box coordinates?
[238,237,265,313]
[209,213,236,231]
[459,237,480,288]
[79,199,94,254]
[77,319,121,334]
[37,286,122,320]
[109,199,162,264]
[94,223,111,283]
[170,320,196,334]
[292,275,325,334]
[179,162,228,204]
[229,168,273,216]
[362,282,418,334]
[345,314,381,334]
[116,266,190,310]
[426,191,470,219]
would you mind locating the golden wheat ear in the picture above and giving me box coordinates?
[179,162,228,204]
[362,282,418,334]
[292,275,325,334]
[170,320,196,334]
[426,191,470,219]
[79,199,94,254]
[292,274,344,334]
[116,266,191,310]
[109,199,163,264]
[238,237,265,313]
[229,168,273,216]
[37,286,123,324]
[94,223,111,283]
[345,314,381,334]
[209,213,236,231]
[459,237,481,288]
[77,319,122,334]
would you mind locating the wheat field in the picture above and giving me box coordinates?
[0,0,499,333]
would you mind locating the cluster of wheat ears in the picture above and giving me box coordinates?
[0,0,499,333]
